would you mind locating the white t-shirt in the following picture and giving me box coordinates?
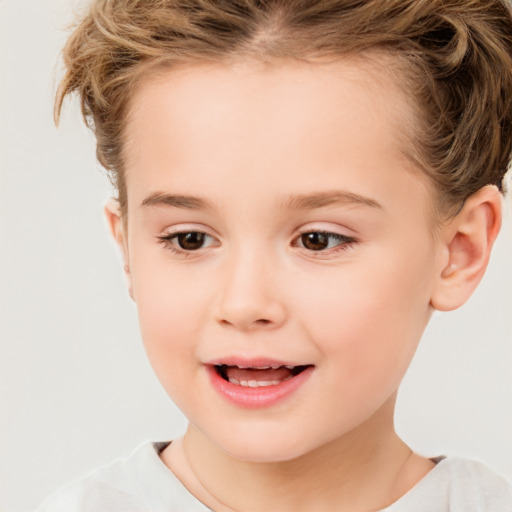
[37,441,512,512]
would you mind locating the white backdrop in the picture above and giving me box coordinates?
[1,1,511,511]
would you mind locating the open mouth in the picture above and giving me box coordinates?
[214,364,311,387]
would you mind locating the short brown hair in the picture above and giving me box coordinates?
[55,0,512,219]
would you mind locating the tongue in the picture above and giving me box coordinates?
[225,366,293,383]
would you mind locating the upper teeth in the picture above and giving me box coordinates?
[231,365,295,370]
[228,378,289,387]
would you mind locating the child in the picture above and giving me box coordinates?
[38,0,512,510]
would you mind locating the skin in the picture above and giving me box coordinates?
[106,58,502,511]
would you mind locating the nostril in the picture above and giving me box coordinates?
[219,318,272,328]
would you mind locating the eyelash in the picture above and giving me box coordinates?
[157,231,217,258]
[157,230,356,258]
[293,230,356,255]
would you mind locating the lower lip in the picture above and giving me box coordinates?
[206,365,314,408]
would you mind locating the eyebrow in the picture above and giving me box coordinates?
[141,192,212,210]
[141,190,382,211]
[284,191,382,210]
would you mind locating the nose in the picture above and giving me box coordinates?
[214,248,287,331]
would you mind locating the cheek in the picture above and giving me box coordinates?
[129,257,208,385]
[295,254,433,384]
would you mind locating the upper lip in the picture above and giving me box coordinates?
[205,357,312,369]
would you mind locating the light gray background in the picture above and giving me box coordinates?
[1,1,511,511]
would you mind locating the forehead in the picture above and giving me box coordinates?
[123,58,431,220]
[126,57,412,148]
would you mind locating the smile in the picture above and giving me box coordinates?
[206,361,314,408]
[215,364,310,387]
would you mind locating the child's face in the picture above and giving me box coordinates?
[117,59,442,462]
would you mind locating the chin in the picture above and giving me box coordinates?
[208,424,329,464]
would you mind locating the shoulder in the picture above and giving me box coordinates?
[441,457,512,506]
[385,456,512,512]
[35,457,143,512]
[36,441,211,512]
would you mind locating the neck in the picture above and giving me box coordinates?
[162,397,430,512]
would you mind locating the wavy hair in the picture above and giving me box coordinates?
[55,0,512,219]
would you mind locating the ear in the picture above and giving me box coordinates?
[430,185,502,311]
[104,199,134,300]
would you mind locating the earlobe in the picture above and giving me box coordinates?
[430,185,502,312]
[104,199,134,300]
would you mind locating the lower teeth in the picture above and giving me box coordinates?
[228,377,289,387]
[216,364,310,387]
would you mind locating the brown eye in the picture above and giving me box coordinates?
[176,232,207,250]
[297,231,355,252]
[159,230,217,254]
[301,232,329,251]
